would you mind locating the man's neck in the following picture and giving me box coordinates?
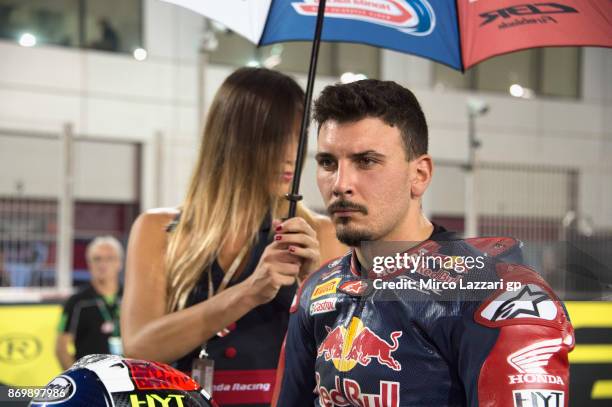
[355,213,434,271]
[92,279,118,297]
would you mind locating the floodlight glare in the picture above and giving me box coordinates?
[133,48,148,61]
[19,33,36,47]
[509,84,524,98]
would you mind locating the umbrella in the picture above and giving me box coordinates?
[162,0,612,217]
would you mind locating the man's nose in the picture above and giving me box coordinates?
[332,161,354,197]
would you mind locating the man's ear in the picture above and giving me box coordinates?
[410,154,433,199]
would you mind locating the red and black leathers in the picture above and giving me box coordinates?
[274,227,574,407]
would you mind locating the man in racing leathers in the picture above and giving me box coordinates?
[273,80,574,407]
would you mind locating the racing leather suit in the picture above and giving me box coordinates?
[273,227,574,406]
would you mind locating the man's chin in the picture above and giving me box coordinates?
[336,226,373,247]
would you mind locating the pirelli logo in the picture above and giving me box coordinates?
[311,278,341,300]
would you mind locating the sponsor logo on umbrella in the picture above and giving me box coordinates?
[479,3,578,27]
[291,0,435,36]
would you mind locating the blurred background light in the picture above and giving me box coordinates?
[19,33,37,47]
[340,72,367,83]
[133,48,147,61]
[509,83,534,99]
[509,83,525,98]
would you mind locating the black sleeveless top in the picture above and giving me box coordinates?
[171,213,296,406]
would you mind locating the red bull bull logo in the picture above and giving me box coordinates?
[317,317,402,372]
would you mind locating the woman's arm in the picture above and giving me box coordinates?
[121,211,307,364]
[120,211,259,363]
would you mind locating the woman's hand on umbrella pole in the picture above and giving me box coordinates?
[244,217,320,305]
[271,217,320,282]
[244,242,300,306]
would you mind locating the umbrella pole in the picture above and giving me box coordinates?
[286,0,327,219]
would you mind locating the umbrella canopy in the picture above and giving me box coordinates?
[163,0,612,216]
[165,0,611,70]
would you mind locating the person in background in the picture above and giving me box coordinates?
[90,18,119,51]
[121,67,346,406]
[56,236,123,370]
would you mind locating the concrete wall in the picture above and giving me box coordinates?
[0,1,610,228]
[0,0,204,208]
[380,49,612,228]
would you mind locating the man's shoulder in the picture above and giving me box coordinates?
[424,227,522,261]
[445,235,525,274]
[65,285,98,307]
[452,236,566,329]
[463,236,522,259]
[427,235,569,332]
[473,263,571,332]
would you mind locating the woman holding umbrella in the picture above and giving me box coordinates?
[121,67,345,406]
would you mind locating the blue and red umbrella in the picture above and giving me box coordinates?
[163,0,612,215]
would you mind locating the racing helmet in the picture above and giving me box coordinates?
[29,354,217,407]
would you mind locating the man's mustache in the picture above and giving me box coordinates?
[327,200,368,215]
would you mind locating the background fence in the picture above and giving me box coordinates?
[0,126,141,294]
[429,160,612,301]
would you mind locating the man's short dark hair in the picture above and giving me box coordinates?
[313,79,428,159]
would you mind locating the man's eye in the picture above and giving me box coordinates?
[358,157,376,167]
[318,158,335,169]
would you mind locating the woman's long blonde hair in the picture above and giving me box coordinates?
[165,68,306,312]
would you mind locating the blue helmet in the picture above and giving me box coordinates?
[30,354,216,407]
